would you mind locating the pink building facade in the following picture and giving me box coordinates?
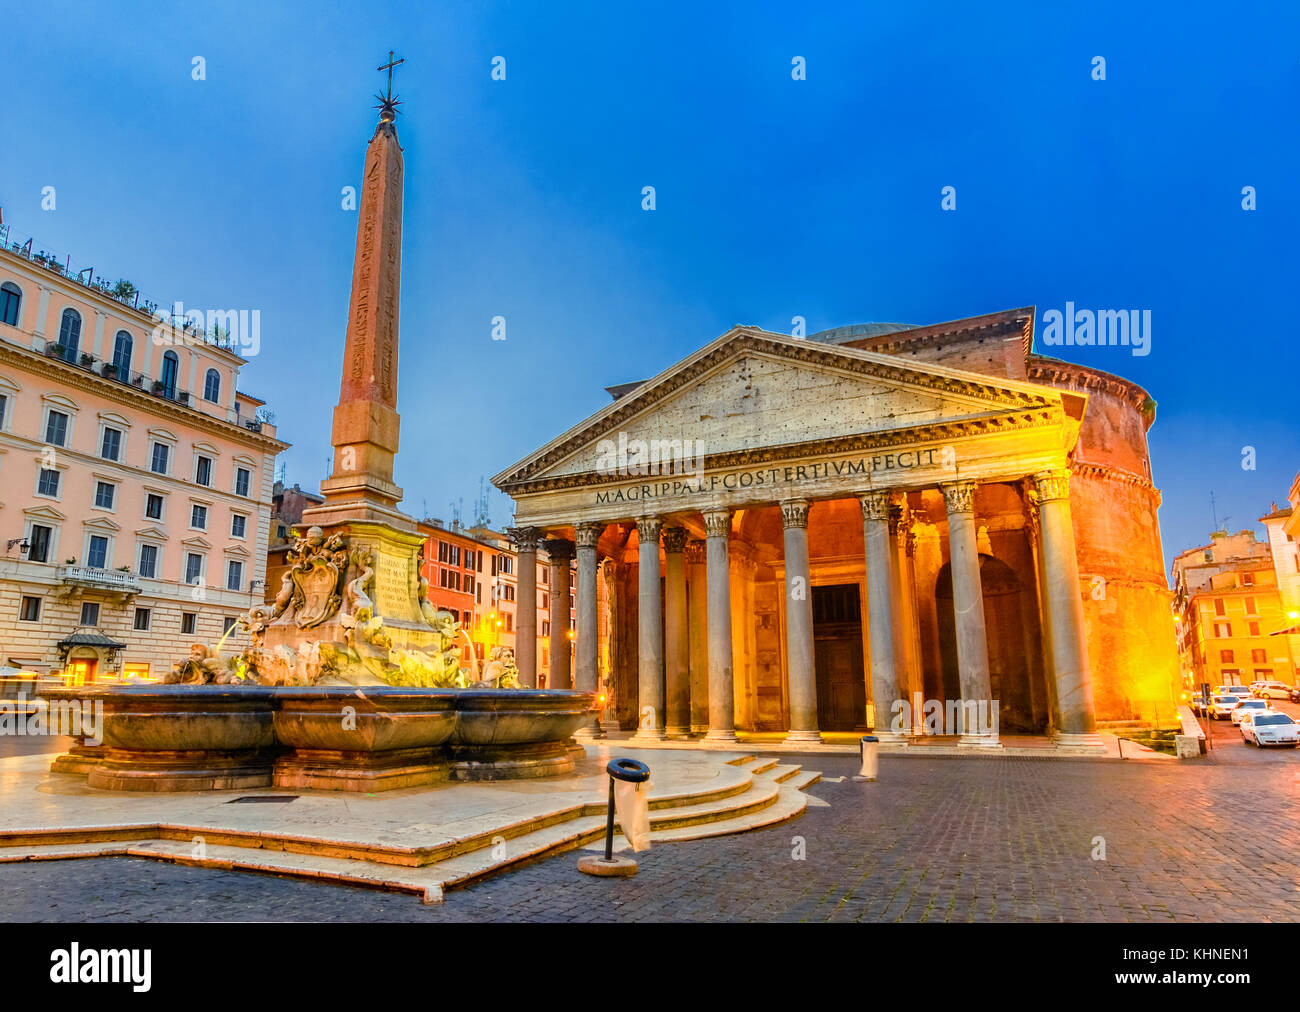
[0,242,287,681]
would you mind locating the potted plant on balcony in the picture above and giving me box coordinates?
[112,280,137,304]
[101,362,119,379]
[131,374,144,388]
[79,353,95,368]
[45,343,66,359]
[151,379,167,395]
[65,557,76,565]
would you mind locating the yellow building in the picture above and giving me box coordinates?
[1173,530,1297,689]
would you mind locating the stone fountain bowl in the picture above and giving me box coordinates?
[272,686,458,753]
[39,684,277,752]
[38,684,278,792]
[451,689,595,746]
[448,689,596,781]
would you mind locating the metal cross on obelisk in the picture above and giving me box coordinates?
[375,50,405,119]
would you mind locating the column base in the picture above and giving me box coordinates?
[872,731,910,746]
[630,729,666,743]
[1054,731,1105,749]
[783,730,823,745]
[957,734,1003,749]
[665,725,692,739]
[702,728,738,744]
[572,721,605,740]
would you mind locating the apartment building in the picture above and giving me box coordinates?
[0,230,286,681]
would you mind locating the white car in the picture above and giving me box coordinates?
[1253,681,1291,700]
[1229,698,1271,726]
[1208,694,1245,720]
[1240,711,1300,747]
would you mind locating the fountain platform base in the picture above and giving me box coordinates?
[41,684,596,793]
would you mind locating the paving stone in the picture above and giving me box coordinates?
[0,752,1296,921]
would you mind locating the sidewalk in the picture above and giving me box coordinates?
[590,729,1171,761]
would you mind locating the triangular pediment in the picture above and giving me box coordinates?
[494,326,1079,490]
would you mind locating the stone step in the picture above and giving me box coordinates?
[763,763,803,784]
[607,783,814,846]
[745,757,781,776]
[122,838,454,904]
[647,776,780,830]
[778,769,822,791]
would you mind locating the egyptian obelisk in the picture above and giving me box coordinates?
[299,54,434,650]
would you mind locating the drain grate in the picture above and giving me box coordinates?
[227,795,300,804]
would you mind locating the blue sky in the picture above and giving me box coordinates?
[3,0,1297,568]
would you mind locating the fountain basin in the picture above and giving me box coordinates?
[39,684,595,792]
[41,685,277,792]
[273,687,459,792]
[450,689,593,781]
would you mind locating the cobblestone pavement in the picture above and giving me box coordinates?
[1,749,1296,922]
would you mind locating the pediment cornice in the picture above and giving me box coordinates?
[494,326,1068,492]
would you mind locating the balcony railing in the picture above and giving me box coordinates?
[58,565,142,595]
[39,342,200,405]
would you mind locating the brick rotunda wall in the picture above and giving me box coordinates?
[1027,356,1181,726]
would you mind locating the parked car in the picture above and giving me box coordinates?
[1253,681,1291,700]
[1291,685,1300,704]
[1208,694,1245,720]
[1230,698,1272,726]
[1248,680,1269,696]
[1240,711,1300,747]
[1216,685,1251,697]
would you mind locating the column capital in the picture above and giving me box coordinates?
[661,525,689,554]
[780,499,810,529]
[859,490,890,523]
[702,509,731,539]
[574,521,603,550]
[544,538,576,562]
[1031,468,1071,503]
[635,516,663,544]
[887,501,907,537]
[505,526,541,552]
[940,480,977,515]
[684,539,707,565]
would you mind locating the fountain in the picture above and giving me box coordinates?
[40,63,594,791]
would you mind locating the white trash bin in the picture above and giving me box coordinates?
[853,735,879,782]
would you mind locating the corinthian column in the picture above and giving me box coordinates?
[633,517,665,740]
[703,510,737,742]
[861,491,905,743]
[1032,469,1103,748]
[545,538,575,689]
[941,481,999,747]
[662,525,690,737]
[507,526,540,687]
[782,499,821,744]
[573,521,603,737]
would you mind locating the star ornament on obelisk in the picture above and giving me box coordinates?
[375,50,404,123]
[308,51,411,531]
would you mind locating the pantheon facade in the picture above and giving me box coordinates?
[492,308,1179,748]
